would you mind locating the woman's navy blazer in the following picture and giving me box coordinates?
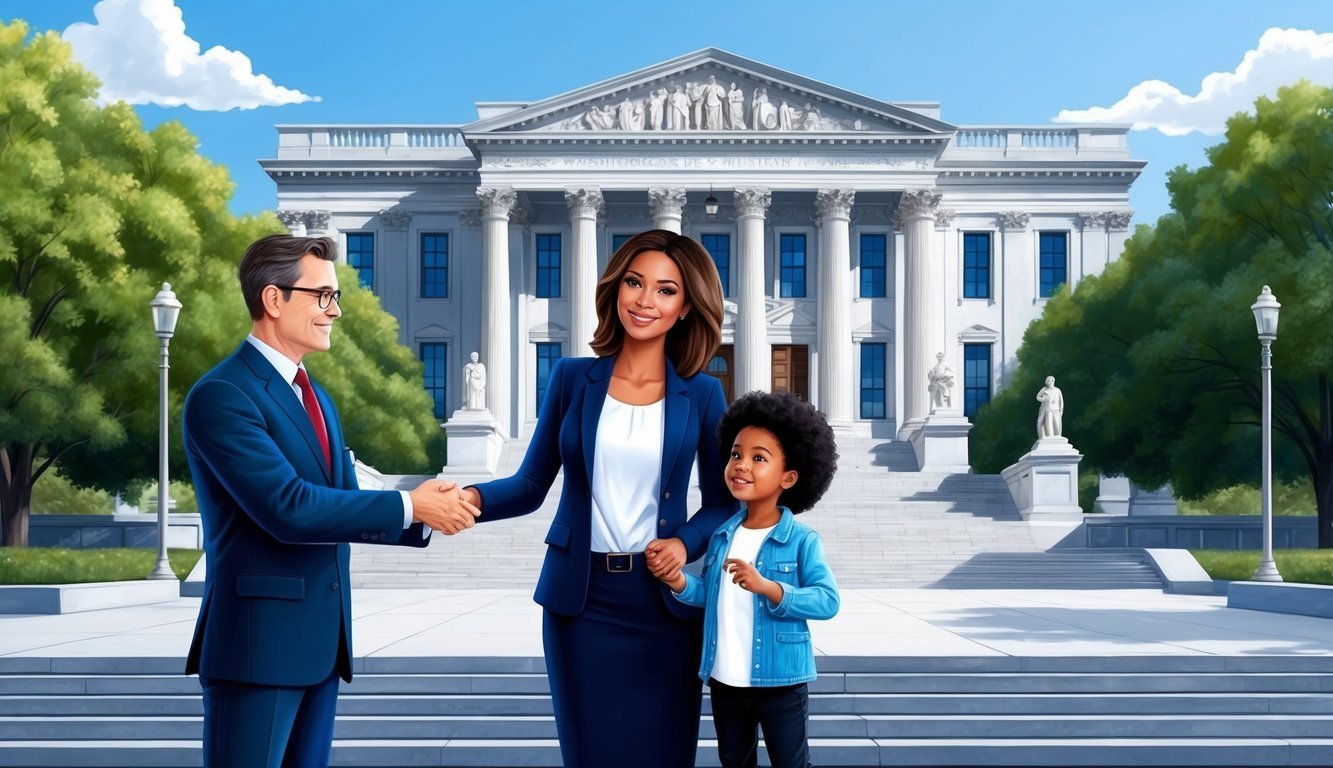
[472,355,739,617]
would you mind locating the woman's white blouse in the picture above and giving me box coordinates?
[589,395,665,553]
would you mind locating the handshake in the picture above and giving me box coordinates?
[408,479,482,535]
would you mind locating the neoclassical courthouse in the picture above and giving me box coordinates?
[264,49,1142,441]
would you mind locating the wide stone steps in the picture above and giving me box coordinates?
[3,658,1333,766]
[932,550,1163,589]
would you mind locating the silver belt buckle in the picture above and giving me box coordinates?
[606,553,633,573]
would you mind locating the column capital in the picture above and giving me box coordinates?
[648,187,687,215]
[897,189,942,221]
[477,186,517,219]
[276,209,306,235]
[733,187,772,219]
[1106,210,1134,230]
[459,209,482,228]
[565,187,604,219]
[1077,211,1108,230]
[815,188,856,221]
[933,209,956,228]
[379,209,413,229]
[998,211,1030,230]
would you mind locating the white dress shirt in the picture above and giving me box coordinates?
[589,395,664,553]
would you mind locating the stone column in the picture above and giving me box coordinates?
[897,189,943,438]
[816,189,855,429]
[566,188,603,358]
[648,188,687,234]
[734,188,772,397]
[477,186,516,438]
[998,211,1030,387]
[378,209,413,347]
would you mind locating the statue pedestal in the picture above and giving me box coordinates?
[1001,437,1084,522]
[908,409,972,473]
[1130,483,1178,516]
[1094,475,1132,516]
[444,409,503,476]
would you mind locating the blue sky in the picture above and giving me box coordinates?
[7,0,1333,225]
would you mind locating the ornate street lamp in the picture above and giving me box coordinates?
[148,283,182,580]
[1250,286,1282,582]
[704,186,719,220]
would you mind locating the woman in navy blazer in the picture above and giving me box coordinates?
[460,230,738,767]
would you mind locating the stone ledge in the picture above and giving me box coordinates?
[0,580,181,615]
[1227,580,1333,619]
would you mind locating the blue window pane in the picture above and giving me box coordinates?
[536,233,562,298]
[963,232,991,299]
[964,344,992,418]
[701,234,731,296]
[859,343,886,419]
[419,343,446,420]
[611,234,631,254]
[780,234,806,298]
[859,234,886,298]
[1039,232,1067,298]
[535,343,561,410]
[346,233,374,290]
[421,233,448,298]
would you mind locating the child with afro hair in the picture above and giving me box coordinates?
[651,390,840,768]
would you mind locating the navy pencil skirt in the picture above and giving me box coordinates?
[543,556,704,768]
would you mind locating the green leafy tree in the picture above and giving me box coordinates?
[0,21,441,546]
[972,81,1333,546]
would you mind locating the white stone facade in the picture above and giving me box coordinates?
[263,49,1142,440]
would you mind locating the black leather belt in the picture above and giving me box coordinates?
[594,552,643,573]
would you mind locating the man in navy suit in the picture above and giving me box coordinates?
[182,234,478,767]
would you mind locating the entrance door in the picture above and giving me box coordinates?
[771,345,809,401]
[706,345,734,403]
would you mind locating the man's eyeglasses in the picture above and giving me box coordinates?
[275,286,341,309]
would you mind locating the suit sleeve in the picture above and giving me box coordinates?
[183,378,404,544]
[673,376,739,560]
[469,358,569,521]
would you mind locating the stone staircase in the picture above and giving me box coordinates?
[353,436,1162,591]
[3,655,1332,766]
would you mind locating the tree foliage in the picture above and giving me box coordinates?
[0,21,441,546]
[972,81,1333,546]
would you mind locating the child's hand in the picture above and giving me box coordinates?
[723,558,783,605]
[655,566,687,593]
[645,538,685,578]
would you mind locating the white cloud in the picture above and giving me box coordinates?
[62,0,318,111]
[1054,28,1333,136]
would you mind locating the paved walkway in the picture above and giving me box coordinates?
[2,587,1331,661]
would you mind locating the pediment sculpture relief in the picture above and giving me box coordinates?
[555,73,875,132]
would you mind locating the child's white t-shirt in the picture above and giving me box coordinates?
[710,523,776,687]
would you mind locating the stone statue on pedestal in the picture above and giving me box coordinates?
[1036,375,1065,438]
[927,352,955,410]
[463,352,487,411]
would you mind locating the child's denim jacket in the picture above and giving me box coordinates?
[675,506,840,686]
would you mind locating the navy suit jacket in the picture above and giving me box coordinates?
[472,355,739,618]
[182,341,429,687]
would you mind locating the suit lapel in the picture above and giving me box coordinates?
[659,361,690,485]
[580,357,614,488]
[238,343,334,484]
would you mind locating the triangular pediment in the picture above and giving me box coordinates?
[466,48,954,137]
[958,324,1000,343]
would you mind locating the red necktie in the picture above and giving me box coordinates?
[293,368,332,471]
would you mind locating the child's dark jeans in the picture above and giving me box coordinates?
[708,678,812,768]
